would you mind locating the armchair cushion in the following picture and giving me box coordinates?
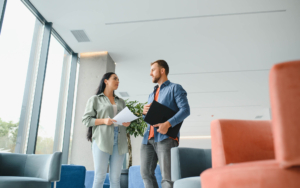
[0,176,50,188]
[174,177,201,188]
[201,160,300,188]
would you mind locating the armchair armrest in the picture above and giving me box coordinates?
[25,152,62,181]
[171,147,211,182]
[211,120,274,168]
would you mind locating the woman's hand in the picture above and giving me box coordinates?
[122,122,131,127]
[104,118,117,126]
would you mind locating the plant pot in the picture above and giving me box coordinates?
[120,169,129,188]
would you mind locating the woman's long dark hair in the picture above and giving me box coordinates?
[87,72,116,142]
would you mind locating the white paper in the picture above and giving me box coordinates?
[112,107,139,125]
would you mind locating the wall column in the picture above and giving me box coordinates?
[70,52,115,170]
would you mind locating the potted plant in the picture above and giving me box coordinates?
[119,100,147,188]
[125,99,148,167]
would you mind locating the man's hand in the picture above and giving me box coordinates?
[143,103,152,115]
[153,121,172,134]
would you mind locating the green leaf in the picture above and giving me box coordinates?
[125,100,148,137]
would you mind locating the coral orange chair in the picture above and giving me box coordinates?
[201,60,300,188]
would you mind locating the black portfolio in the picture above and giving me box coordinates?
[144,100,183,138]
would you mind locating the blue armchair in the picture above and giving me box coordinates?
[51,165,86,188]
[85,170,110,188]
[128,165,162,188]
[171,148,211,188]
[0,152,62,188]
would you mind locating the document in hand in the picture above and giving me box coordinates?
[144,100,183,138]
[112,107,139,125]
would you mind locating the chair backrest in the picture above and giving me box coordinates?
[84,171,110,188]
[0,153,27,176]
[128,165,162,188]
[0,152,62,181]
[85,171,95,188]
[171,147,212,180]
[52,165,86,188]
[270,60,300,168]
[211,120,274,168]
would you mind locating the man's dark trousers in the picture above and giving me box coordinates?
[140,137,178,188]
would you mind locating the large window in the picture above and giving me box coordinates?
[0,0,37,153]
[35,35,71,154]
[0,0,77,161]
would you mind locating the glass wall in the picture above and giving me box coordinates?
[0,0,37,153]
[0,0,77,163]
[35,35,71,154]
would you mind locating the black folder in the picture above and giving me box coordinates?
[144,100,183,138]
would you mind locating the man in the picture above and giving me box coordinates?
[141,60,190,188]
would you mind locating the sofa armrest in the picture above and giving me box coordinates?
[25,152,62,181]
[211,120,274,168]
[171,147,211,182]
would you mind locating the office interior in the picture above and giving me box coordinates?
[0,0,299,188]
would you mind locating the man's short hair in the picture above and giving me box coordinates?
[151,60,169,76]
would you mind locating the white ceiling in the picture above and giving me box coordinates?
[30,0,300,148]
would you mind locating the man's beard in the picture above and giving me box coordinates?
[153,74,161,83]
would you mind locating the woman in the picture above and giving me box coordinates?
[82,72,130,188]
